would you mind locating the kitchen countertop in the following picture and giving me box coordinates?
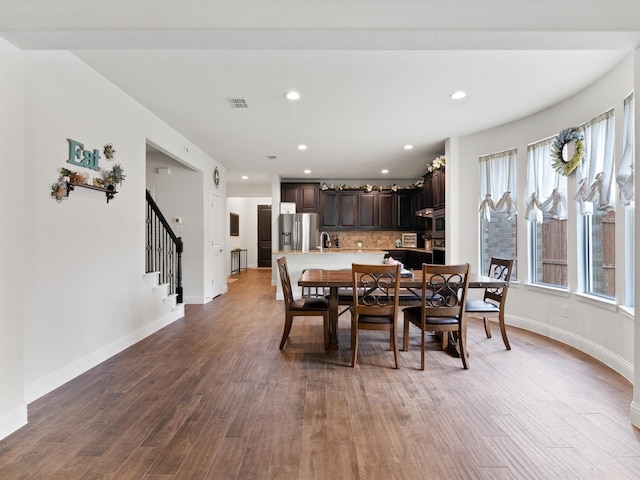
[273,248,388,255]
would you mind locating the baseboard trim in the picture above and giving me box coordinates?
[0,404,28,441]
[24,309,183,404]
[506,314,633,383]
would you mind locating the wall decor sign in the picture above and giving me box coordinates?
[51,138,124,203]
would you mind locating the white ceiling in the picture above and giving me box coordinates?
[1,1,639,186]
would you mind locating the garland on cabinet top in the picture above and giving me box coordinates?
[427,155,445,173]
[550,128,584,177]
[51,139,126,202]
[321,180,424,192]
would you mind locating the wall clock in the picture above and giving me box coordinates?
[213,167,220,187]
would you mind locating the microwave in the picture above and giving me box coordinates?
[432,209,445,238]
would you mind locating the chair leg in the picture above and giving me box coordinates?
[420,328,425,371]
[483,316,492,338]
[351,328,358,367]
[279,313,293,349]
[459,323,469,370]
[392,328,399,369]
[499,311,511,350]
[402,318,410,351]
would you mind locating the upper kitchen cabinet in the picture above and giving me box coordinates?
[396,191,414,230]
[319,188,419,231]
[378,191,395,229]
[358,191,378,229]
[432,170,445,208]
[319,189,339,228]
[422,170,445,209]
[280,182,320,213]
[338,190,358,228]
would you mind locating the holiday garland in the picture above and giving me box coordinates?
[550,128,584,177]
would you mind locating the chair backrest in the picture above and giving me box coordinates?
[484,258,513,305]
[351,263,401,318]
[421,263,470,320]
[277,257,295,307]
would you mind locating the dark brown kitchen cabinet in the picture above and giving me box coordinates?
[432,170,445,208]
[422,170,445,209]
[378,192,395,229]
[320,190,339,228]
[396,191,414,230]
[280,182,319,213]
[358,191,378,229]
[338,191,358,228]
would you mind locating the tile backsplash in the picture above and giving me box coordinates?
[330,231,407,249]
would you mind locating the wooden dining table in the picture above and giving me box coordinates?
[298,268,509,350]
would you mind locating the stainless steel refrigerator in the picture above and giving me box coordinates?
[279,213,319,252]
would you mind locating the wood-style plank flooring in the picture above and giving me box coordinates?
[2,268,640,479]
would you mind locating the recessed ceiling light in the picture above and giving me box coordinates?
[403,145,413,150]
[298,144,307,151]
[381,169,389,174]
[304,169,311,174]
[285,91,301,100]
[450,91,467,100]
[241,175,248,180]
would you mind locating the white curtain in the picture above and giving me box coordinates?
[617,93,634,205]
[574,109,615,213]
[525,138,568,223]
[478,149,517,222]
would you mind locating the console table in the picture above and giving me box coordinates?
[230,249,248,274]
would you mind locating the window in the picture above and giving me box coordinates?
[526,138,568,288]
[617,93,634,308]
[478,149,517,278]
[575,109,615,299]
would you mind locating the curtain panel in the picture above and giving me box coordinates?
[617,93,634,205]
[574,108,615,213]
[525,137,568,223]
[478,149,517,222]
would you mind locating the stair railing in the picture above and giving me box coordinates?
[146,190,183,304]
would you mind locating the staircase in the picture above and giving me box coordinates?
[145,190,184,311]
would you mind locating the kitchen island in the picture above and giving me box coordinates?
[273,249,386,300]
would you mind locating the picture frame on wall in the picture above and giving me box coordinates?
[230,213,239,236]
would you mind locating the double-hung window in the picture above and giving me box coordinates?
[478,149,517,278]
[575,109,615,299]
[616,93,634,309]
[526,138,568,288]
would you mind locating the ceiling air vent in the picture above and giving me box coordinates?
[227,97,249,109]
[267,155,278,160]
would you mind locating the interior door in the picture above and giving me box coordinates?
[211,192,223,297]
[257,204,272,268]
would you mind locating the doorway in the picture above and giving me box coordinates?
[257,204,272,267]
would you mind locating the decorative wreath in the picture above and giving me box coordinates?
[551,128,584,177]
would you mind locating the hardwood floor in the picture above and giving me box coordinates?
[2,268,640,479]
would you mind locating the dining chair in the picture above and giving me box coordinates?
[277,257,329,350]
[350,263,401,368]
[465,257,514,350]
[402,263,470,370]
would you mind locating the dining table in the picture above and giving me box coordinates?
[298,268,509,350]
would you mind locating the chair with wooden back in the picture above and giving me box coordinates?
[350,263,401,368]
[465,257,514,349]
[277,257,329,350]
[403,263,470,370]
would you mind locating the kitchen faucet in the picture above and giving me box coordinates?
[320,231,330,251]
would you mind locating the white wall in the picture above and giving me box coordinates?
[0,47,224,441]
[453,55,634,380]
[0,38,27,439]
[227,197,272,271]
